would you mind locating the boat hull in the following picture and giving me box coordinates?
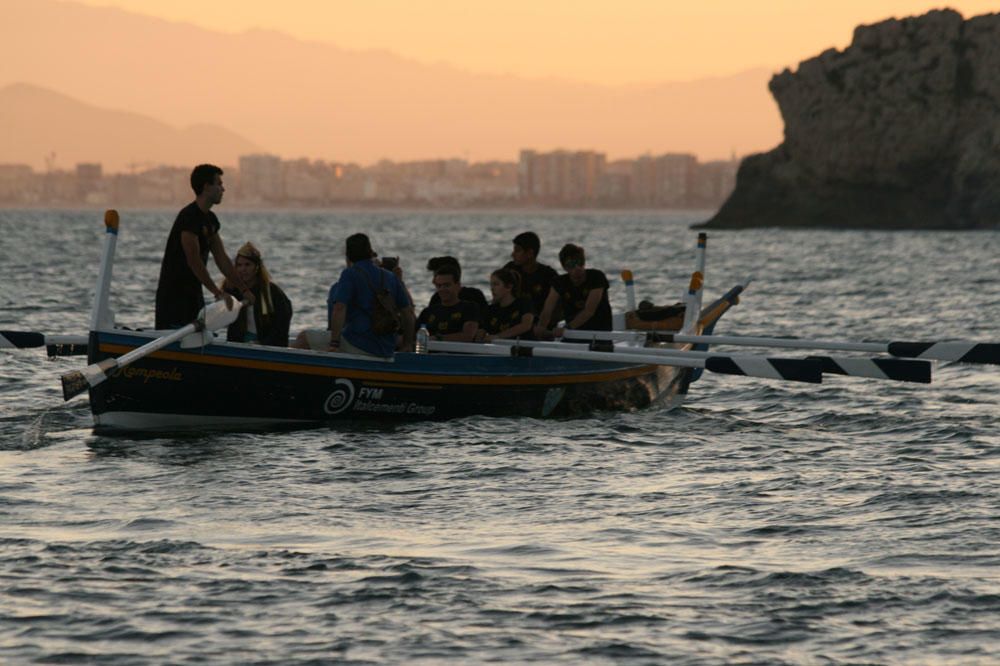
[87,331,692,433]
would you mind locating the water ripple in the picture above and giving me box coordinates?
[2,211,1000,663]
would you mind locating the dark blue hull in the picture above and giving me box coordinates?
[87,331,692,433]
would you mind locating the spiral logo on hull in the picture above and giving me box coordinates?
[323,378,356,414]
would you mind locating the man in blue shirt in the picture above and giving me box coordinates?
[328,233,414,357]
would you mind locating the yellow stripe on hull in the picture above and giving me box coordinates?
[99,343,658,387]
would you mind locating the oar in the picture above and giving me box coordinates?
[489,339,931,384]
[1,330,47,349]
[1,331,88,356]
[562,330,1000,365]
[805,355,930,383]
[428,340,823,384]
[60,299,245,401]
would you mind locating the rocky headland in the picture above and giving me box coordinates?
[701,9,1000,229]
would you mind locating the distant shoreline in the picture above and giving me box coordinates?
[0,203,719,216]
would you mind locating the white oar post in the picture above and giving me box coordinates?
[681,233,707,333]
[89,210,120,332]
[621,270,637,312]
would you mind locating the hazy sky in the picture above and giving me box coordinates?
[75,0,998,84]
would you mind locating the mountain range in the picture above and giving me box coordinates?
[0,83,259,172]
[2,0,783,169]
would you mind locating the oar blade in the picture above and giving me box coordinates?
[60,359,115,401]
[808,356,932,383]
[61,371,90,401]
[0,331,45,349]
[705,356,822,384]
[888,341,1000,365]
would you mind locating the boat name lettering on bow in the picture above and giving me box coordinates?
[111,366,183,384]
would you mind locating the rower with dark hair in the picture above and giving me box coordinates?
[293,233,414,356]
[331,233,414,356]
[535,243,612,339]
[475,267,535,342]
[155,163,254,329]
[221,242,292,347]
[503,231,558,317]
[417,264,480,342]
[425,256,488,311]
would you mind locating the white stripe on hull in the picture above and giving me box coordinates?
[94,385,689,433]
[95,412,318,432]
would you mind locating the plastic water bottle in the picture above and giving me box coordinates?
[416,325,429,354]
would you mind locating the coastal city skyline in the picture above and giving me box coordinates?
[0,149,739,209]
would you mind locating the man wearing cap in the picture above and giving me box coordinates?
[503,231,558,319]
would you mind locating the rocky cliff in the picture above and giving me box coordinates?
[702,9,1000,229]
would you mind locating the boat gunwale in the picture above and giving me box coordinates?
[94,330,676,387]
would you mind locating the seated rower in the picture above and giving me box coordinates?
[474,267,534,342]
[534,243,612,339]
[222,242,292,346]
[329,234,414,356]
[504,231,558,317]
[293,234,414,355]
[426,256,488,311]
[417,264,480,342]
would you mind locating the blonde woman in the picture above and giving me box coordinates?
[222,242,293,346]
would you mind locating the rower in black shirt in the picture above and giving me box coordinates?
[425,255,488,312]
[475,267,535,342]
[535,243,612,338]
[503,231,558,317]
[155,164,253,329]
[417,264,480,342]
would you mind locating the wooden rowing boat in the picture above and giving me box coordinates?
[5,210,997,434]
[67,212,754,433]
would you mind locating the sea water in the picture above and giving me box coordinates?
[1,209,999,664]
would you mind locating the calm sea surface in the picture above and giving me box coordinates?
[2,209,999,664]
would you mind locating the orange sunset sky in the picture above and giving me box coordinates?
[3,0,998,168]
[74,0,997,84]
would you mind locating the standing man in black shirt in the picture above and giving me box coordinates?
[155,164,253,329]
[504,231,558,317]
[535,243,612,338]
